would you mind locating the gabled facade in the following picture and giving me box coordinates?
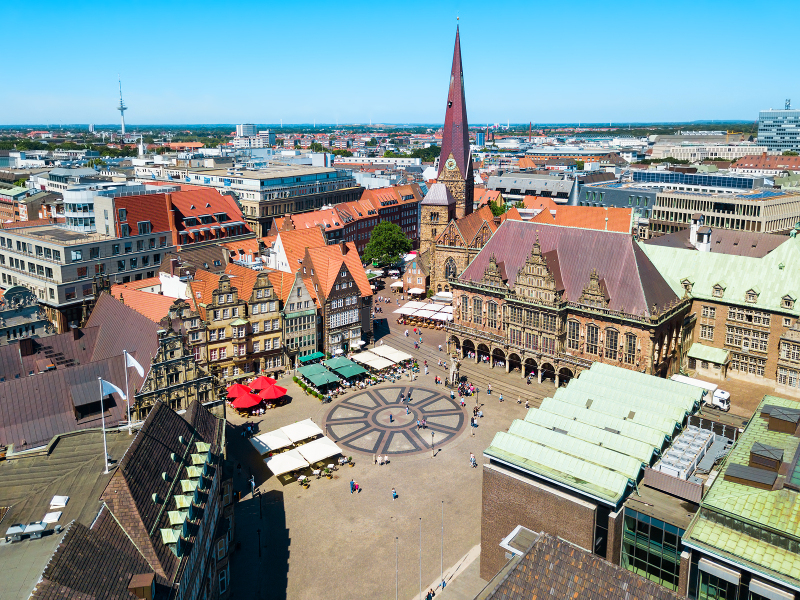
[448,221,689,385]
[278,271,320,367]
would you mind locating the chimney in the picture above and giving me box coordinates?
[127,573,155,600]
[170,258,179,276]
[340,242,348,255]
[19,337,34,357]
[71,325,82,341]
[689,213,703,248]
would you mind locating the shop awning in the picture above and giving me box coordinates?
[333,364,369,379]
[408,287,425,295]
[250,430,293,455]
[296,437,344,464]
[403,301,427,309]
[370,346,413,363]
[430,312,452,321]
[394,306,417,315]
[413,309,436,318]
[264,449,309,476]
[297,364,341,387]
[298,352,325,364]
[390,281,404,288]
[280,418,324,443]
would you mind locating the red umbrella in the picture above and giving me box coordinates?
[258,384,288,401]
[231,393,263,409]
[226,383,252,398]
[250,376,278,390]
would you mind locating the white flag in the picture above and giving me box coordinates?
[100,378,126,400]
[125,352,145,377]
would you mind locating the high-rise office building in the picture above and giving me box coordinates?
[758,105,800,152]
[236,123,257,137]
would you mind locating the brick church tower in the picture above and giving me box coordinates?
[436,25,473,220]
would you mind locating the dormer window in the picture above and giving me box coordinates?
[783,295,795,309]
[712,284,725,298]
[680,278,693,294]
[745,289,759,304]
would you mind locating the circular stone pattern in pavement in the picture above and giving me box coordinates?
[324,386,466,456]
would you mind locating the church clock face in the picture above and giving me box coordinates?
[445,157,457,171]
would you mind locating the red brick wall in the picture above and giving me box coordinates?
[480,464,597,580]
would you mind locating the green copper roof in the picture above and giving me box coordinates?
[684,395,800,587]
[686,343,729,364]
[485,363,697,505]
[639,237,800,316]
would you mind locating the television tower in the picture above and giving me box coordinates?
[117,75,128,136]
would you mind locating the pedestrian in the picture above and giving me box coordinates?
[470,453,477,468]
[354,481,360,493]
[425,366,429,375]
[441,579,446,590]
[392,487,398,501]
[499,393,504,403]
[400,391,405,402]
[438,344,442,351]
[525,399,530,409]
[517,395,521,404]
[350,479,355,494]
[389,413,394,423]
[450,389,455,399]
[417,419,421,430]
[406,404,410,415]
[249,475,255,496]
[423,418,427,429]
[487,383,492,395]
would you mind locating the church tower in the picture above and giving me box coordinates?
[437,25,473,219]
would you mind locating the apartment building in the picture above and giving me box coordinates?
[758,107,800,152]
[730,153,800,176]
[187,267,283,381]
[649,143,769,162]
[134,163,362,236]
[650,189,800,235]
[0,223,175,331]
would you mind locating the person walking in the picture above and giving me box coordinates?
[350,479,355,494]
[517,395,521,404]
[425,366,429,375]
[392,487,398,501]
[470,453,477,468]
[406,404,410,415]
[487,383,492,395]
[499,393,504,403]
[354,481,360,493]
[525,399,530,409]
[249,475,255,496]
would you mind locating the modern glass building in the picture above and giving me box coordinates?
[633,171,757,190]
[758,109,800,152]
[621,507,686,592]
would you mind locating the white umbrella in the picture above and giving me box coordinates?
[264,449,309,476]
[408,287,425,294]
[390,281,404,288]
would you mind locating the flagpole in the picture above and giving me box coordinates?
[98,377,109,474]
[124,350,131,435]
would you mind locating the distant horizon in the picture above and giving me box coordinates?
[0,119,759,130]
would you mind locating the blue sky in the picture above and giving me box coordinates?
[3,0,797,125]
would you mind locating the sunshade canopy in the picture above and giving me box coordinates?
[297,364,341,386]
[226,383,252,398]
[333,364,369,379]
[408,287,425,294]
[231,393,262,409]
[413,309,436,318]
[394,306,417,315]
[390,281,404,287]
[403,301,426,309]
[281,418,324,443]
[264,448,309,476]
[250,430,293,455]
[258,384,288,401]
[370,346,413,362]
[296,436,344,464]
[250,376,278,390]
[298,352,325,364]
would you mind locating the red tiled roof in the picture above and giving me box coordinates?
[731,154,800,171]
[474,188,502,206]
[113,276,162,291]
[223,263,260,300]
[167,188,248,234]
[531,206,633,233]
[305,242,371,299]
[110,287,177,324]
[113,194,171,238]
[279,228,327,271]
[221,238,260,259]
[521,196,560,211]
[267,270,294,303]
[289,208,342,231]
[188,270,222,319]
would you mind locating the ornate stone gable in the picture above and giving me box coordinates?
[437,219,466,247]
[481,254,505,289]
[578,269,609,309]
[469,221,493,249]
[514,239,560,304]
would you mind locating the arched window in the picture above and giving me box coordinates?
[487,301,498,328]
[605,328,619,360]
[473,297,483,325]
[444,258,457,280]
[624,333,636,364]
[567,321,580,350]
[586,324,599,355]
[460,295,468,321]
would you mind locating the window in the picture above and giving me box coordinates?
[780,341,800,362]
[219,347,227,359]
[784,318,792,327]
[53,250,60,261]
[712,284,724,298]
[525,332,538,350]
[124,242,132,254]
[90,247,100,259]
[137,221,152,235]
[697,569,738,600]
[487,302,498,328]
[624,333,636,364]
[253,341,260,352]
[701,305,716,319]
[120,224,130,237]
[130,257,137,269]
[112,244,120,255]
[586,325,599,355]
[65,287,76,300]
[700,325,714,341]
[210,348,218,361]
[222,308,230,319]
[118,208,127,221]
[621,508,684,592]
[136,240,144,252]
[725,325,768,352]
[154,253,161,264]
[460,296,468,321]
[605,329,619,360]
[567,321,580,350]
[217,538,227,561]
[542,313,557,332]
[472,298,482,325]
[71,250,82,261]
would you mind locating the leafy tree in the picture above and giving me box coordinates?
[86,158,108,169]
[331,149,353,157]
[575,160,585,170]
[514,200,524,208]
[310,142,325,152]
[366,137,378,147]
[362,221,411,266]
[783,151,799,156]
[14,178,27,188]
[488,200,506,217]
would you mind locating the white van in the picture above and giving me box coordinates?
[670,374,731,412]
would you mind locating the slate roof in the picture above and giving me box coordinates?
[173,244,230,273]
[86,293,160,369]
[421,182,456,206]
[31,506,169,600]
[445,204,496,245]
[480,532,680,600]
[640,236,800,317]
[460,220,678,318]
[644,228,787,258]
[0,326,99,380]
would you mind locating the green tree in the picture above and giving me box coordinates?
[310,142,325,152]
[362,221,411,266]
[783,151,799,156]
[488,199,506,217]
[575,160,585,170]
[86,158,108,169]
[331,149,353,157]
[13,178,27,188]
[366,137,377,147]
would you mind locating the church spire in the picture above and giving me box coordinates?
[438,25,470,179]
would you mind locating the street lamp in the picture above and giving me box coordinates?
[431,430,435,458]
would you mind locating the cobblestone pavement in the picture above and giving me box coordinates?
[225,310,552,600]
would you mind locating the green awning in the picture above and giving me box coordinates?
[230,318,249,326]
[331,364,369,379]
[687,343,729,365]
[323,356,354,369]
[297,364,341,387]
[299,352,325,364]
